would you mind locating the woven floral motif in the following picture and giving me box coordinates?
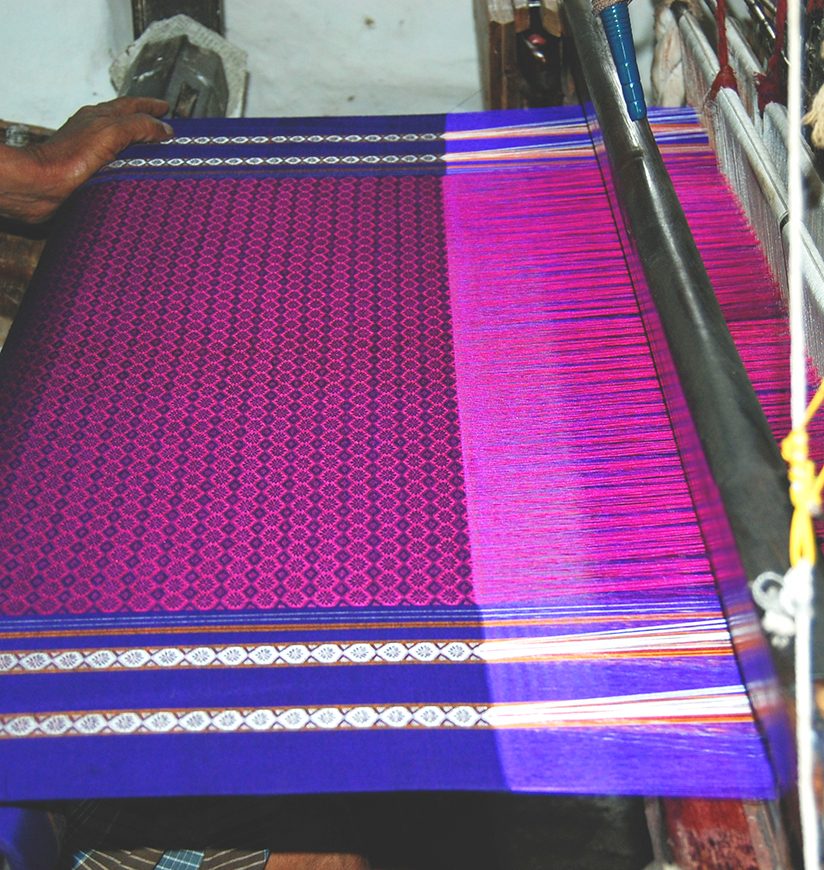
[0,175,472,614]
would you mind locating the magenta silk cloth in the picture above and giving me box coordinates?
[5,173,470,613]
[0,108,786,804]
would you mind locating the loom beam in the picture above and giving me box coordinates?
[645,796,793,868]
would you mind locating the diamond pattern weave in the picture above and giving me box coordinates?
[0,175,472,614]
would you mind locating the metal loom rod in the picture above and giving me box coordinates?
[563,0,824,790]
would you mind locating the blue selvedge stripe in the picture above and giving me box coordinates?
[0,654,745,716]
[0,593,726,651]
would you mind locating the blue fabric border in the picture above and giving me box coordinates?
[0,727,776,802]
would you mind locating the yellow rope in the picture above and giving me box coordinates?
[803,380,824,427]
[782,381,824,567]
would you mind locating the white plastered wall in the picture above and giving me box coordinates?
[0,0,653,130]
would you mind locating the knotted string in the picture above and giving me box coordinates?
[781,2,819,856]
[781,381,824,565]
[709,0,739,98]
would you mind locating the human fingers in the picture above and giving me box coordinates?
[62,110,173,174]
[50,99,173,154]
[81,96,170,119]
[107,110,174,145]
[2,100,173,224]
[44,110,172,166]
[26,109,173,204]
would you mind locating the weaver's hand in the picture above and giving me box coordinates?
[0,97,173,224]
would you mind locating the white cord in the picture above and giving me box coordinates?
[788,562,819,870]
[786,0,820,861]
[788,0,805,432]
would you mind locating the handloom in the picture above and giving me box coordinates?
[0,108,803,846]
[0,32,815,870]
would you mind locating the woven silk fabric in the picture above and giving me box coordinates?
[0,108,785,807]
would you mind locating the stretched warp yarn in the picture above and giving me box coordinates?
[0,108,805,866]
